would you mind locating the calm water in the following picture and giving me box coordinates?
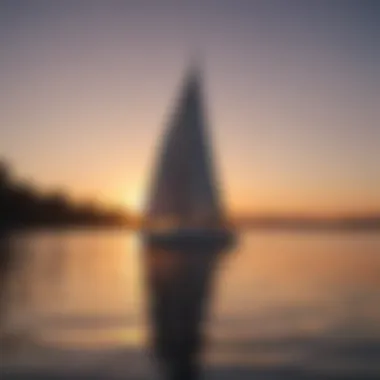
[1,229,380,379]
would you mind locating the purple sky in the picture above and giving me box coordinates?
[0,1,379,215]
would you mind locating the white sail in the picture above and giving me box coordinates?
[146,67,224,229]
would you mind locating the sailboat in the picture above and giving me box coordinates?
[143,66,235,252]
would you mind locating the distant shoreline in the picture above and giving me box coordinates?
[3,220,379,234]
[234,218,380,232]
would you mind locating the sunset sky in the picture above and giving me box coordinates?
[0,1,379,217]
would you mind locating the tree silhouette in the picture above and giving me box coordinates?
[0,159,130,230]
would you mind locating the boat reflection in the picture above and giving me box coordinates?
[144,245,223,380]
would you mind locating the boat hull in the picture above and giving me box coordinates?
[142,228,236,252]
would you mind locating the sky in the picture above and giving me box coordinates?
[0,0,379,216]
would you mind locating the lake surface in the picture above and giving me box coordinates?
[1,229,380,379]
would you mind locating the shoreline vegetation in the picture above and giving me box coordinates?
[1,159,379,232]
[0,160,131,231]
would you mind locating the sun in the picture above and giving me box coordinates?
[124,189,145,214]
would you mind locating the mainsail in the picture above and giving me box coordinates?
[146,67,225,229]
